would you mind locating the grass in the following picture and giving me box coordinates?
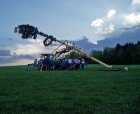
[0,64,140,114]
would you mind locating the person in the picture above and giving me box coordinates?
[81,58,85,69]
[37,59,43,71]
[77,59,81,69]
[68,58,73,70]
[25,64,30,71]
[61,59,67,70]
[74,59,81,70]
[55,60,60,70]
[68,58,72,65]
[33,59,38,70]
[42,57,49,70]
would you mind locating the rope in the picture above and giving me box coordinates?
[51,43,63,54]
[50,40,69,54]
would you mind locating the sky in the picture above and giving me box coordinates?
[0,0,140,66]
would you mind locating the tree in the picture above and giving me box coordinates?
[90,40,140,65]
[136,44,140,64]
[103,47,115,64]
[90,50,103,64]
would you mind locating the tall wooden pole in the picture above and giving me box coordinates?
[55,39,112,68]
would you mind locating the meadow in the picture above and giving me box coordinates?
[0,65,140,114]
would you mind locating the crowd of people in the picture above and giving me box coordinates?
[25,57,86,71]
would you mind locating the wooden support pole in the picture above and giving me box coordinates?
[55,39,112,68]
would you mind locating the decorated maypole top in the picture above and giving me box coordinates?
[14,24,56,47]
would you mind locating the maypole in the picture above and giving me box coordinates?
[15,24,112,68]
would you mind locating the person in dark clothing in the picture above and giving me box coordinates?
[42,57,50,70]
[37,59,43,71]
[33,59,38,70]
[81,58,85,69]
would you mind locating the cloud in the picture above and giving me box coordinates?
[93,24,115,35]
[91,9,116,36]
[13,42,44,55]
[124,13,140,26]
[72,36,96,52]
[132,0,140,5]
[0,38,66,66]
[96,25,140,49]
[0,57,34,66]
[103,23,115,34]
[107,10,116,18]
[70,26,140,51]
[91,19,104,28]
[0,50,12,56]
[0,49,35,66]
[6,38,62,56]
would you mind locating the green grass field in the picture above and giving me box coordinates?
[0,65,140,114]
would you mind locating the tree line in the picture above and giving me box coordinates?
[90,41,140,65]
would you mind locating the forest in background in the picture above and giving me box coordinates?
[90,41,140,64]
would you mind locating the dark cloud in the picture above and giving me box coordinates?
[122,25,140,30]
[96,25,140,49]
[73,26,140,51]
[0,49,35,65]
[73,37,94,52]
[0,50,12,56]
